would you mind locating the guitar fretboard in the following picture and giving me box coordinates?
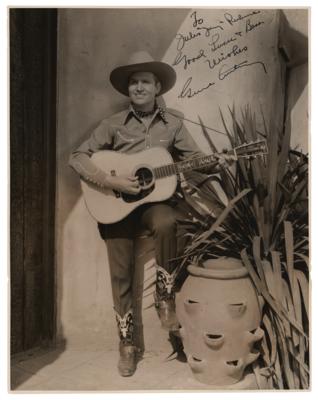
[153,154,218,179]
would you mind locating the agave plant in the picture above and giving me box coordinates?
[174,106,309,389]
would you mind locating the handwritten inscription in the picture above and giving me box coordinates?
[218,60,267,80]
[179,77,215,99]
[208,33,237,53]
[223,10,261,26]
[191,11,203,27]
[173,9,267,99]
[178,60,267,100]
[205,44,248,71]
[245,19,265,33]
[190,11,224,36]
[173,48,207,70]
[175,32,201,51]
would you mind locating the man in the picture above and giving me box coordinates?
[69,51,224,377]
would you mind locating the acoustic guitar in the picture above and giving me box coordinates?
[81,140,267,224]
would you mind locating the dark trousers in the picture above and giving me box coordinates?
[98,202,186,317]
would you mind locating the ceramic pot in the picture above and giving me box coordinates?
[176,257,264,386]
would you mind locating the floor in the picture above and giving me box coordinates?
[11,341,265,392]
[10,293,266,393]
[10,254,263,393]
[11,345,215,392]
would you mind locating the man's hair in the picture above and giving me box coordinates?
[153,74,160,85]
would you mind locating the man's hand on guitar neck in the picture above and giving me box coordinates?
[214,151,235,171]
[104,174,141,195]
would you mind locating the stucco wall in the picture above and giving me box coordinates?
[56,8,190,348]
[56,8,308,349]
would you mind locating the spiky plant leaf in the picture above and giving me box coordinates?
[175,108,309,389]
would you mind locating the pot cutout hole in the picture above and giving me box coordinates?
[188,355,206,373]
[228,302,247,317]
[184,299,201,315]
[204,332,224,348]
[226,359,239,367]
[206,334,223,339]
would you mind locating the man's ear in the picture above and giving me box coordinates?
[155,81,162,95]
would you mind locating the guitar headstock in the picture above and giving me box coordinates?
[233,139,268,159]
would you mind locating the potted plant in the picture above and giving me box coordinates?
[174,106,309,389]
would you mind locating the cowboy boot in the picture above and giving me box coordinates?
[154,266,180,331]
[115,310,137,377]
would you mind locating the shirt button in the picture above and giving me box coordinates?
[146,145,150,149]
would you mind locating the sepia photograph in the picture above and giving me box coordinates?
[8,3,309,393]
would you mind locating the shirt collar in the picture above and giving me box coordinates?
[122,103,168,125]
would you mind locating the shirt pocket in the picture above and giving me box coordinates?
[152,126,174,149]
[114,126,136,143]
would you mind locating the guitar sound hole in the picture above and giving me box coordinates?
[135,167,153,188]
[121,167,155,203]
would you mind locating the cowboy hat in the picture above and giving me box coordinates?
[110,51,176,96]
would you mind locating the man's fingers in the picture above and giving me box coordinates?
[130,180,140,188]
[129,186,141,194]
[127,175,138,181]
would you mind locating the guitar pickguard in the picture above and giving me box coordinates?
[121,184,155,203]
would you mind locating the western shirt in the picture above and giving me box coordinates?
[69,105,206,186]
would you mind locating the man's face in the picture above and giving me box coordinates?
[128,72,161,110]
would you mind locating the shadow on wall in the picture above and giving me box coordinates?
[56,8,191,347]
[280,11,308,152]
[280,11,308,105]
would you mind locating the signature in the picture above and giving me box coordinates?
[178,76,215,99]
[218,60,267,80]
[224,10,261,26]
[178,59,267,99]
[173,49,207,70]
[205,44,248,70]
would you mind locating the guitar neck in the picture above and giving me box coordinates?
[153,153,220,179]
[152,138,268,179]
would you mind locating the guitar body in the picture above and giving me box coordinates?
[81,147,178,224]
[80,139,267,224]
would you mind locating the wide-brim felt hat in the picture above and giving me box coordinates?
[110,51,177,97]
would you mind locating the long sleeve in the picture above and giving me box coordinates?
[173,120,219,174]
[173,119,204,160]
[69,119,114,187]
